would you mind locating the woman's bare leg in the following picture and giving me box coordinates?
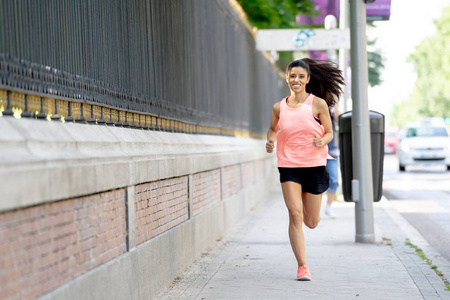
[281,182,324,268]
[302,192,323,229]
[281,181,306,267]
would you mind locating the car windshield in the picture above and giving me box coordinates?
[406,127,449,138]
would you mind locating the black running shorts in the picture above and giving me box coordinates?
[278,166,329,195]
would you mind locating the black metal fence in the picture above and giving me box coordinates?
[0,0,286,136]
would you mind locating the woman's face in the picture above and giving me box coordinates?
[286,66,310,93]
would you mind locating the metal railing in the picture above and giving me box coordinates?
[0,0,286,136]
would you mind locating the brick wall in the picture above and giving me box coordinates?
[191,170,221,216]
[264,157,276,180]
[255,159,264,181]
[241,161,256,188]
[0,189,127,300]
[221,164,242,199]
[0,158,271,299]
[135,177,189,245]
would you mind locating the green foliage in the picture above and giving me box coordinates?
[237,0,319,72]
[392,5,450,126]
[405,238,450,289]
[237,0,318,29]
[381,236,392,246]
[367,39,385,87]
[390,98,422,128]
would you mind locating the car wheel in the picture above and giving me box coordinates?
[399,164,406,172]
[447,165,450,171]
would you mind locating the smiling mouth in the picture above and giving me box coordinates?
[293,85,301,89]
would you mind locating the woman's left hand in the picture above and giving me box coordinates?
[313,135,324,148]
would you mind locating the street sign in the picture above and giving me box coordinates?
[366,0,391,21]
[256,28,350,51]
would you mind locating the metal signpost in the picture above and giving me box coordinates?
[350,0,375,243]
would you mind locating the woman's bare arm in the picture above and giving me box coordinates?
[312,98,333,148]
[266,102,280,153]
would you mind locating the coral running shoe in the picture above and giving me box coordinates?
[297,265,312,281]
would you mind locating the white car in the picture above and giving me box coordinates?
[397,124,450,171]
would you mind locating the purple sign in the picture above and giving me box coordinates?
[366,0,391,21]
[297,0,391,25]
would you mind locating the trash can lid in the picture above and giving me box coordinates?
[338,110,385,133]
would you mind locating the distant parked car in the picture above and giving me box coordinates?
[397,123,450,171]
[384,130,399,154]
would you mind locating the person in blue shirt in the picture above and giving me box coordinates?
[325,106,340,218]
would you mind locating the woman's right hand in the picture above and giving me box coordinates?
[266,140,275,153]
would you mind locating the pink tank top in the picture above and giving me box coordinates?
[276,94,328,167]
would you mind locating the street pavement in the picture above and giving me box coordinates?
[157,186,450,300]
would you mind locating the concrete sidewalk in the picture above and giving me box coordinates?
[157,186,450,300]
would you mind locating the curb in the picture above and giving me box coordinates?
[378,196,450,298]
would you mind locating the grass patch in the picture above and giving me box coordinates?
[405,238,450,291]
[382,236,392,246]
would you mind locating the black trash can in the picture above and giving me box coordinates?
[339,111,385,202]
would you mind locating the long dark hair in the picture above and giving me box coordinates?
[286,58,344,107]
